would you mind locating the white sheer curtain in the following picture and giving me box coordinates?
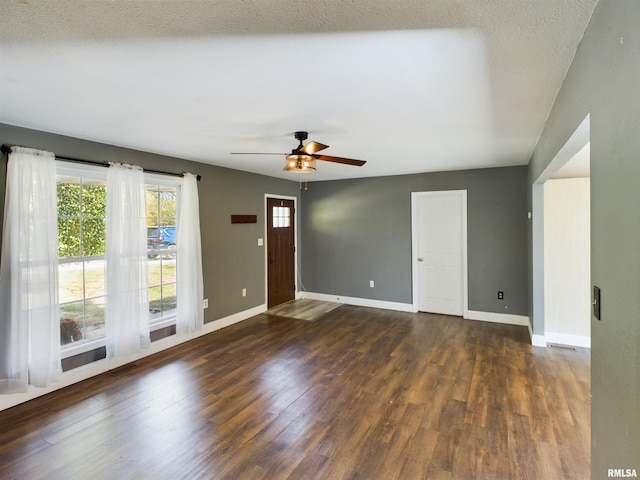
[105,163,150,358]
[0,147,62,393]
[176,173,204,334]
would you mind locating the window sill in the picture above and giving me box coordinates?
[61,337,105,360]
[60,316,177,359]
[150,315,177,332]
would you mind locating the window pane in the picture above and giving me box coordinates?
[148,260,163,288]
[84,260,106,300]
[148,255,177,323]
[59,298,105,344]
[81,182,106,217]
[159,189,177,223]
[59,261,85,304]
[161,259,176,283]
[146,189,160,221]
[272,205,290,228]
[146,185,177,262]
[60,301,85,345]
[162,283,177,312]
[57,180,81,217]
[149,286,162,320]
[84,298,105,340]
[81,218,105,256]
[160,243,177,260]
[58,218,81,258]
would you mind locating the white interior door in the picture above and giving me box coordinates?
[414,191,465,316]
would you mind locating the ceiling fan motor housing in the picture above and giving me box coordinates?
[294,131,309,142]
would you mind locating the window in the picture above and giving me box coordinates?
[272,206,290,228]
[57,172,107,345]
[56,164,181,349]
[145,184,178,324]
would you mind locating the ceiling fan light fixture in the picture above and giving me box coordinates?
[284,154,316,173]
[232,131,365,175]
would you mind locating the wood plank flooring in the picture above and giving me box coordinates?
[0,305,590,479]
[267,299,342,321]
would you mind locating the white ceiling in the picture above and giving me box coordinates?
[0,0,598,182]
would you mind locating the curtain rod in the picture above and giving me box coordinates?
[1,144,201,181]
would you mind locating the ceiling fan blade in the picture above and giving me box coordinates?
[315,155,366,167]
[300,141,329,155]
[230,152,287,155]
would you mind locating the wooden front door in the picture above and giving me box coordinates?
[267,197,295,308]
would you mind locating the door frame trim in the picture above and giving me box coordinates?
[411,190,468,315]
[264,194,298,307]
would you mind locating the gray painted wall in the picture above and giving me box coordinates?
[301,166,528,315]
[0,123,300,324]
[528,0,640,475]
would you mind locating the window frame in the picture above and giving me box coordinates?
[56,162,182,359]
[56,162,107,358]
[144,172,181,331]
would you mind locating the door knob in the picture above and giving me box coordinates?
[417,258,423,262]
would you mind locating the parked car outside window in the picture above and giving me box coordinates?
[147,226,177,258]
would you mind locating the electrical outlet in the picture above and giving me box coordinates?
[497,291,504,300]
[242,288,247,297]
[203,298,208,309]
[370,280,375,288]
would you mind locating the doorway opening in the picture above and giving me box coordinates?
[532,114,591,348]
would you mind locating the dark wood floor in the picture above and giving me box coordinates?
[0,305,590,479]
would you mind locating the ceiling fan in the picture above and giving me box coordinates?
[231,131,366,174]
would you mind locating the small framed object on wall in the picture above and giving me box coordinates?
[231,214,257,224]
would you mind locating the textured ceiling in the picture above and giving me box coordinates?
[0,0,598,181]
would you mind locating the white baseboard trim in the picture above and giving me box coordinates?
[545,331,591,349]
[527,323,548,347]
[531,335,547,348]
[524,324,590,348]
[0,304,266,412]
[299,291,415,313]
[464,309,530,327]
[531,334,548,347]
[203,304,267,333]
